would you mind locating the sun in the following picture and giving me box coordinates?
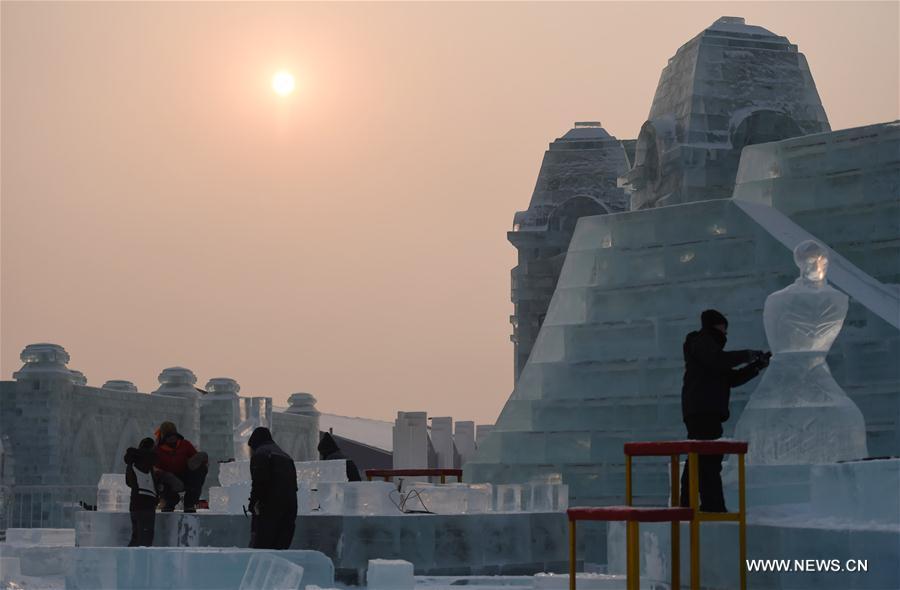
[272,71,295,96]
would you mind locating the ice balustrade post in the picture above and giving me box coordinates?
[734,240,869,464]
[284,393,320,462]
[285,392,319,417]
[203,378,242,491]
[152,367,201,443]
[11,344,80,515]
[101,380,138,392]
[152,367,199,399]
[14,343,79,385]
[204,378,242,456]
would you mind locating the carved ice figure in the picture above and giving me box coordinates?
[735,240,868,464]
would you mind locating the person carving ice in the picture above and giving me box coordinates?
[154,421,208,512]
[124,437,159,546]
[679,309,769,512]
[734,240,868,464]
[247,427,298,549]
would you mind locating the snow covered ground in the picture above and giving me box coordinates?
[0,573,631,590]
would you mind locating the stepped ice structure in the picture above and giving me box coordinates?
[620,16,830,210]
[0,345,319,528]
[510,122,631,379]
[468,119,900,508]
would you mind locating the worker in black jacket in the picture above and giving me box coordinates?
[679,309,769,512]
[247,427,298,549]
[317,432,362,482]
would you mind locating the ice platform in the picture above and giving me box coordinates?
[65,547,332,589]
[75,510,570,579]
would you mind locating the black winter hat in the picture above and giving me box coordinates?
[701,309,728,329]
[247,427,274,450]
[318,432,339,456]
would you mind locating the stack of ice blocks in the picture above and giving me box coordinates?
[525,482,569,512]
[96,474,129,512]
[208,459,349,514]
[398,482,494,514]
[493,482,568,513]
[317,482,398,515]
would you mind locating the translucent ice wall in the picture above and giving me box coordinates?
[469,147,899,505]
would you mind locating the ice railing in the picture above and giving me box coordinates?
[1,485,97,531]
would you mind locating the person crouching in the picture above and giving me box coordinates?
[124,438,159,547]
[154,421,208,512]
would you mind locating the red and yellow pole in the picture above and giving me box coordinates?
[671,454,681,590]
[569,519,577,590]
[739,453,747,590]
[625,455,633,506]
[689,451,700,590]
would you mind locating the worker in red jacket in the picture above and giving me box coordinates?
[155,421,208,512]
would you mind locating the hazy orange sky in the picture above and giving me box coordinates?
[2,2,898,424]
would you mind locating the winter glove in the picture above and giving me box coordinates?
[124,447,138,465]
[748,350,771,367]
[748,353,771,372]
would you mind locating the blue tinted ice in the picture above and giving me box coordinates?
[735,241,869,464]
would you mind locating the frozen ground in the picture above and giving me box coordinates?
[0,573,632,590]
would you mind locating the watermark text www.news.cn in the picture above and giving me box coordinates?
[747,559,868,573]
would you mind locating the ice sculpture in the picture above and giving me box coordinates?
[96,474,129,512]
[735,240,868,464]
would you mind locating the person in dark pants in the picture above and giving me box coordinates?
[247,427,298,550]
[679,309,769,512]
[124,438,159,547]
[317,432,362,482]
[155,421,208,513]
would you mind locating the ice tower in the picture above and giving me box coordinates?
[509,122,630,379]
[621,16,830,210]
[468,120,899,513]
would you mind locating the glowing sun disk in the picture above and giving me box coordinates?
[272,71,295,96]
